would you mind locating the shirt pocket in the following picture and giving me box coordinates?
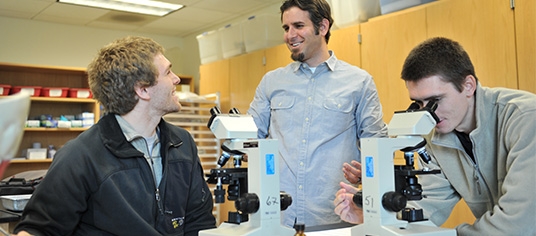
[271,95,295,110]
[321,97,355,130]
[270,95,296,131]
[323,97,354,113]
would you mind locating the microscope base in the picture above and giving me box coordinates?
[199,220,295,236]
[351,220,455,236]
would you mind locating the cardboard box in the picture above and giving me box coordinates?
[243,14,284,53]
[196,30,223,64]
[380,0,436,14]
[331,0,381,28]
[220,22,246,58]
[26,148,47,160]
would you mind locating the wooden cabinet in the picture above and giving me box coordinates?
[427,0,518,90]
[329,24,362,67]
[264,44,293,72]
[176,75,195,92]
[360,5,429,122]
[199,60,230,113]
[0,63,100,178]
[514,0,535,93]
[229,50,266,113]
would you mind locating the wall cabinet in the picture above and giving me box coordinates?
[514,0,535,93]
[427,0,518,90]
[229,50,266,113]
[199,60,230,113]
[328,24,362,66]
[360,4,428,122]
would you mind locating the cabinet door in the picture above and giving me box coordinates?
[199,60,230,112]
[264,44,293,73]
[328,24,361,67]
[360,6,428,122]
[427,0,518,89]
[515,0,535,93]
[229,50,266,113]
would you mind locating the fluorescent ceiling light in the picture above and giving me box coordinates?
[57,0,184,16]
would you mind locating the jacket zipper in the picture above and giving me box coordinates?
[473,164,482,195]
[155,140,183,216]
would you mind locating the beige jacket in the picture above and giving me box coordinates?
[413,84,536,236]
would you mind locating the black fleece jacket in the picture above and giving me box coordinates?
[14,113,216,235]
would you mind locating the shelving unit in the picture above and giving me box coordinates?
[163,92,222,223]
[0,63,99,178]
[0,63,197,180]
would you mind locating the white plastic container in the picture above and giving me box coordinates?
[220,22,246,59]
[330,0,381,28]
[196,30,223,64]
[0,194,31,211]
[26,148,47,160]
[379,0,436,15]
[243,14,284,53]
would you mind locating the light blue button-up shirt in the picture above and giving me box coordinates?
[248,51,387,227]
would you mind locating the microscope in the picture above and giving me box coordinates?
[199,107,294,236]
[351,101,456,235]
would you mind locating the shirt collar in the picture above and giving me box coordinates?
[115,114,158,142]
[291,50,337,73]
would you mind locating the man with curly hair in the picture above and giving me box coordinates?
[13,36,216,236]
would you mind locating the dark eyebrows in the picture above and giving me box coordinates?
[411,95,441,104]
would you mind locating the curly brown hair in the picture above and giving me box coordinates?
[87,36,164,114]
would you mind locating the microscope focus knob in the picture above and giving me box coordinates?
[382,191,407,212]
[353,191,363,208]
[280,191,293,211]
[235,193,259,214]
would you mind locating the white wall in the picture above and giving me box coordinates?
[0,16,184,70]
[0,2,282,93]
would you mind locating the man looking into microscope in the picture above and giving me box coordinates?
[335,37,536,235]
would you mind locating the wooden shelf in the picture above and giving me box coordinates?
[30,97,96,103]
[24,127,89,132]
[10,159,53,164]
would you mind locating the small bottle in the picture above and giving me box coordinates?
[294,223,306,236]
[48,145,56,159]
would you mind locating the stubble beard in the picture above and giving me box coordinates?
[291,52,305,62]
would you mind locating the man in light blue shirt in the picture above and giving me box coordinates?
[247,0,387,227]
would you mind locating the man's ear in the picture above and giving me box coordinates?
[319,18,329,36]
[464,75,477,96]
[135,85,150,100]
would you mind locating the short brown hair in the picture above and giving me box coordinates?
[401,37,477,92]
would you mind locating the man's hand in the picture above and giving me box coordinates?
[333,182,363,224]
[343,160,362,185]
[11,231,33,236]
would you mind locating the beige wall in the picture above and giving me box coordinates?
[0,2,282,93]
[0,16,185,70]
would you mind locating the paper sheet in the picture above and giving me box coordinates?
[307,227,352,236]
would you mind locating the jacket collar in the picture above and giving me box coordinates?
[98,113,183,159]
